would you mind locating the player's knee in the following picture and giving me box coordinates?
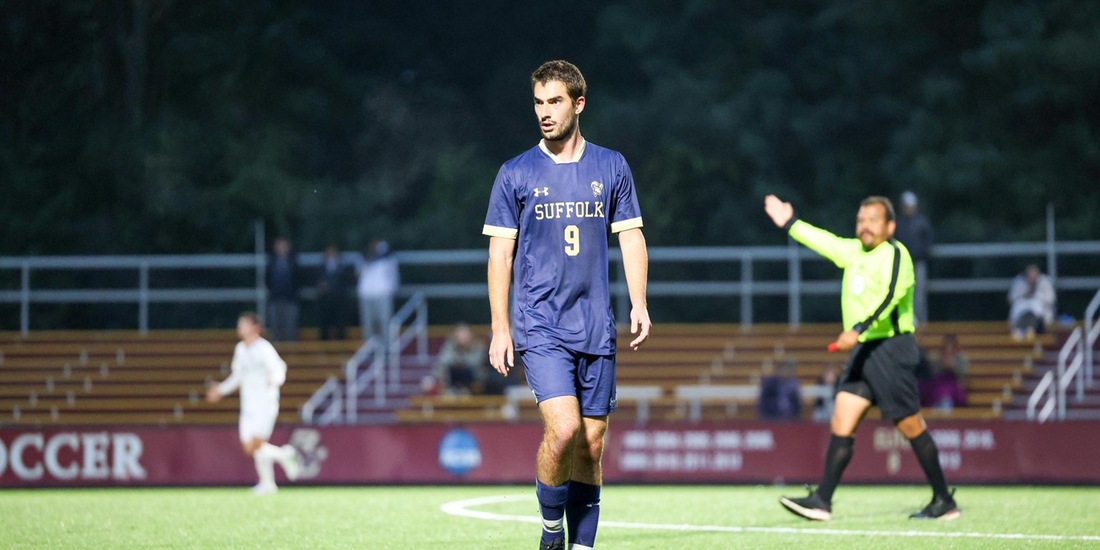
[575,437,605,464]
[544,419,582,450]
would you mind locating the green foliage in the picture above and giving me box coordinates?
[2,0,1098,255]
[1,485,1098,548]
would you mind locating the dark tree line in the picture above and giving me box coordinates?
[3,0,1099,258]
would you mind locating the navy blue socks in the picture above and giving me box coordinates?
[536,479,568,544]
[566,481,601,548]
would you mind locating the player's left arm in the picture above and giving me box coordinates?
[618,227,651,350]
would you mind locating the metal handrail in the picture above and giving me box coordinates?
[302,294,429,425]
[1056,328,1085,420]
[301,376,342,425]
[1026,371,1056,423]
[5,241,1100,334]
[387,292,429,392]
[1083,288,1100,387]
[343,337,383,424]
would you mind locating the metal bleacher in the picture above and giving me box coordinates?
[397,321,1045,424]
[0,330,355,426]
[0,321,1054,427]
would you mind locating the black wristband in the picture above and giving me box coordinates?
[781,213,798,232]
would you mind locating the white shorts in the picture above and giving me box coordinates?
[239,401,279,443]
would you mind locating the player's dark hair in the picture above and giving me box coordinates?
[239,311,263,326]
[860,196,896,222]
[532,60,587,102]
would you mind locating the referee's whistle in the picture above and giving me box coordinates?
[827,342,839,353]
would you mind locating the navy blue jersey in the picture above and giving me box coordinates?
[483,140,643,355]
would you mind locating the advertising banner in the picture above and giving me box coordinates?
[1,421,1097,487]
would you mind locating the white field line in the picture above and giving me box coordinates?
[440,494,1100,543]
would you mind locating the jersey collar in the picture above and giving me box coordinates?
[538,138,586,164]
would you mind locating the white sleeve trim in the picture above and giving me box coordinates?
[483,224,519,239]
[610,217,643,234]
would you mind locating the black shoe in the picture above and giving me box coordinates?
[539,536,564,550]
[779,486,832,521]
[909,489,961,521]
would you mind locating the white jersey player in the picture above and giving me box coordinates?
[207,312,299,494]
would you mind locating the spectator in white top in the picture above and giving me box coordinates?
[1007,264,1056,341]
[206,312,299,494]
[357,240,400,342]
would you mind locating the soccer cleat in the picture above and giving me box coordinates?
[538,536,564,550]
[251,482,277,496]
[779,487,832,521]
[909,489,961,520]
[281,444,301,481]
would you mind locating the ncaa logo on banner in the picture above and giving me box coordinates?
[288,429,328,479]
[438,429,481,476]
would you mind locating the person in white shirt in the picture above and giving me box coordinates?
[207,312,299,494]
[1007,264,1056,341]
[356,240,400,342]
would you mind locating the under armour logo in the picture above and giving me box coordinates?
[533,187,550,197]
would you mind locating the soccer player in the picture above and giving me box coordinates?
[206,312,299,494]
[484,60,651,550]
[763,194,960,521]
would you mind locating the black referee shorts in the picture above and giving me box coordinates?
[836,333,921,421]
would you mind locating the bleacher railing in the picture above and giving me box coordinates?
[1028,326,1086,423]
[4,241,1100,335]
[1025,287,1100,422]
[1083,288,1100,387]
[301,376,342,425]
[343,337,384,424]
[387,292,429,392]
[302,293,428,425]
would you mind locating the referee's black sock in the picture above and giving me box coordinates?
[817,435,855,504]
[910,430,951,499]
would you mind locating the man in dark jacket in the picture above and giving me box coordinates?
[266,237,300,342]
[894,191,933,324]
[317,244,352,340]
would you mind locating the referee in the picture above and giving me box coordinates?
[764,194,960,521]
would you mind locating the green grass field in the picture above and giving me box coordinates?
[1,485,1097,549]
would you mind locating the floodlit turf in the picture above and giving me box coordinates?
[1,485,1097,549]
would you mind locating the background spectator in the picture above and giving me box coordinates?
[316,244,352,341]
[758,359,802,421]
[935,333,970,381]
[1007,264,1056,341]
[432,323,489,396]
[357,240,401,342]
[811,364,839,423]
[266,237,300,342]
[894,191,933,325]
[919,334,970,410]
[923,359,968,411]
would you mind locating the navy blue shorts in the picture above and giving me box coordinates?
[519,344,617,416]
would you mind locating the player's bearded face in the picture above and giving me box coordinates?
[541,106,578,141]
[533,81,583,141]
[856,204,895,250]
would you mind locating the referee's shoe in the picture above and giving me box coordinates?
[779,487,832,521]
[909,489,961,521]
